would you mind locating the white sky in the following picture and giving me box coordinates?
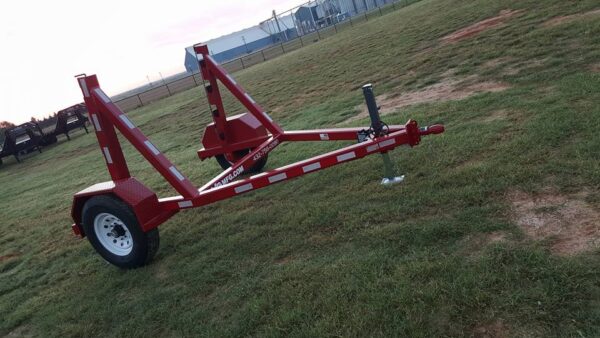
[0,0,303,124]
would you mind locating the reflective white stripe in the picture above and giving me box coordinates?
[245,93,256,104]
[234,183,253,194]
[178,201,193,208]
[144,140,160,155]
[337,152,356,162]
[367,144,379,152]
[169,166,185,181]
[263,112,273,122]
[102,147,113,164]
[94,89,111,103]
[268,173,287,183]
[302,162,321,173]
[226,74,237,85]
[207,55,215,63]
[91,114,101,131]
[119,115,135,129]
[319,133,329,140]
[379,139,395,148]
[79,79,90,97]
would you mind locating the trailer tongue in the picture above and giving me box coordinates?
[70,44,445,269]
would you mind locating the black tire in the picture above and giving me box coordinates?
[81,195,159,269]
[215,148,268,174]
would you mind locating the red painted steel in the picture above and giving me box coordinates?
[282,125,407,142]
[199,113,269,160]
[70,44,444,236]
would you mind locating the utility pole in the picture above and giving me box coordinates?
[351,0,359,14]
[241,36,249,53]
[272,10,286,42]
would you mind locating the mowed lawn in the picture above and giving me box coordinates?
[1,0,599,336]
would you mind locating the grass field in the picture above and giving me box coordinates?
[1,0,600,336]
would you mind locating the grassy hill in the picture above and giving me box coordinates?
[1,0,599,336]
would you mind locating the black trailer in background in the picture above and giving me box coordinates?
[54,104,89,141]
[0,104,90,166]
[0,123,45,165]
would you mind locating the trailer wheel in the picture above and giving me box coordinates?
[81,195,159,269]
[216,148,268,174]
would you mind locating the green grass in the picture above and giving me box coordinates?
[1,0,600,336]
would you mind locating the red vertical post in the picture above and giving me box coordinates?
[194,44,284,136]
[77,75,130,181]
[194,44,230,145]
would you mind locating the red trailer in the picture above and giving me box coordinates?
[71,44,444,268]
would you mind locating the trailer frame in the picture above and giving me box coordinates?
[71,44,444,267]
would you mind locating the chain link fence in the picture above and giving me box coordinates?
[113,0,419,112]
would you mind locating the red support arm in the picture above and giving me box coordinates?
[194,45,284,136]
[77,75,199,200]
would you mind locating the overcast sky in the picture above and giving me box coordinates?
[0,0,304,124]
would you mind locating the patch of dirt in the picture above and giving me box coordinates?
[473,320,509,338]
[309,226,338,244]
[456,157,486,171]
[274,255,294,265]
[4,325,33,338]
[154,264,169,280]
[441,10,523,44]
[0,253,19,262]
[461,231,509,256]
[482,57,513,69]
[481,57,548,77]
[480,109,512,123]
[542,9,600,28]
[590,63,600,73]
[345,77,509,124]
[509,190,600,256]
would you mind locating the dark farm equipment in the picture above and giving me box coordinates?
[70,44,445,269]
[0,122,45,165]
[54,104,89,141]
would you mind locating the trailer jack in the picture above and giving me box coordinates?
[70,44,444,269]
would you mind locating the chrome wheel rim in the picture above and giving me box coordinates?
[93,213,133,256]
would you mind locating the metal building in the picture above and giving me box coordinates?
[184,19,297,73]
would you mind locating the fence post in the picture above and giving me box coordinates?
[165,83,172,96]
[192,73,198,86]
[379,6,383,15]
[137,94,143,107]
[350,16,353,26]
[281,42,285,53]
[240,57,245,69]
[316,27,321,40]
[299,35,304,47]
[261,50,266,61]
[333,22,338,33]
